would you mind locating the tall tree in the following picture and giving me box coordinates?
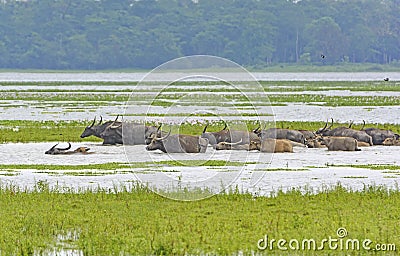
[304,16,346,64]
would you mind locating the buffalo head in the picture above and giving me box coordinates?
[45,142,72,155]
[80,116,103,138]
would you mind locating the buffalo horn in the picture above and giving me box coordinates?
[58,142,71,151]
[111,123,122,129]
[89,116,96,128]
[156,129,171,141]
[98,115,103,125]
[321,119,328,131]
[360,120,366,130]
[49,143,59,151]
[253,123,261,133]
[223,138,243,145]
[327,118,334,130]
[202,124,208,134]
[157,124,162,133]
[107,115,121,129]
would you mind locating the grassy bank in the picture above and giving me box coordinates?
[0,184,398,255]
[0,120,102,143]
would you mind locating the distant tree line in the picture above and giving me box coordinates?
[0,0,399,69]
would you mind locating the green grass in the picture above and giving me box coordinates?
[0,120,102,143]
[0,162,132,171]
[0,184,398,254]
[327,164,400,171]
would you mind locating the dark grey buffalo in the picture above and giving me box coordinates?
[45,142,92,155]
[100,121,159,145]
[316,119,373,146]
[80,116,122,145]
[359,121,400,145]
[257,128,306,144]
[146,130,208,153]
[201,124,260,145]
[318,136,361,151]
[200,124,229,145]
[298,130,316,141]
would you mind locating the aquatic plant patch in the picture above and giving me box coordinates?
[327,164,400,171]
[0,160,253,172]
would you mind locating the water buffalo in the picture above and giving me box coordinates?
[359,120,400,145]
[306,138,326,148]
[257,138,293,153]
[146,130,208,153]
[316,119,373,146]
[298,130,316,141]
[100,121,160,145]
[201,124,260,145]
[318,136,361,151]
[45,142,92,155]
[80,116,123,145]
[257,128,306,144]
[382,137,400,146]
[357,141,370,147]
[214,139,259,151]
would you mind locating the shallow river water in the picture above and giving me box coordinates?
[1,142,399,197]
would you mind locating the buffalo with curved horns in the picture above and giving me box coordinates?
[359,120,400,145]
[201,123,260,146]
[318,136,361,151]
[257,128,306,144]
[316,118,373,146]
[146,128,208,153]
[45,142,92,155]
[99,116,161,145]
[80,116,123,145]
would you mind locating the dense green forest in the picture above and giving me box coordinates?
[0,0,399,70]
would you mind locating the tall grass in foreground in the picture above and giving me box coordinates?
[0,183,398,255]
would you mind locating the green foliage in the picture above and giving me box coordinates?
[0,0,400,69]
[0,120,101,143]
[0,184,399,254]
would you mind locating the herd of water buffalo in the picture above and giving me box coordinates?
[45,116,400,155]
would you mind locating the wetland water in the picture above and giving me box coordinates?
[1,71,400,81]
[0,142,399,195]
[1,72,400,195]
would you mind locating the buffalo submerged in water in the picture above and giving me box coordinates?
[45,142,92,155]
[81,115,160,145]
[201,123,260,146]
[80,116,123,145]
[357,120,400,145]
[316,118,373,146]
[100,120,160,145]
[146,129,209,153]
[256,127,306,144]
